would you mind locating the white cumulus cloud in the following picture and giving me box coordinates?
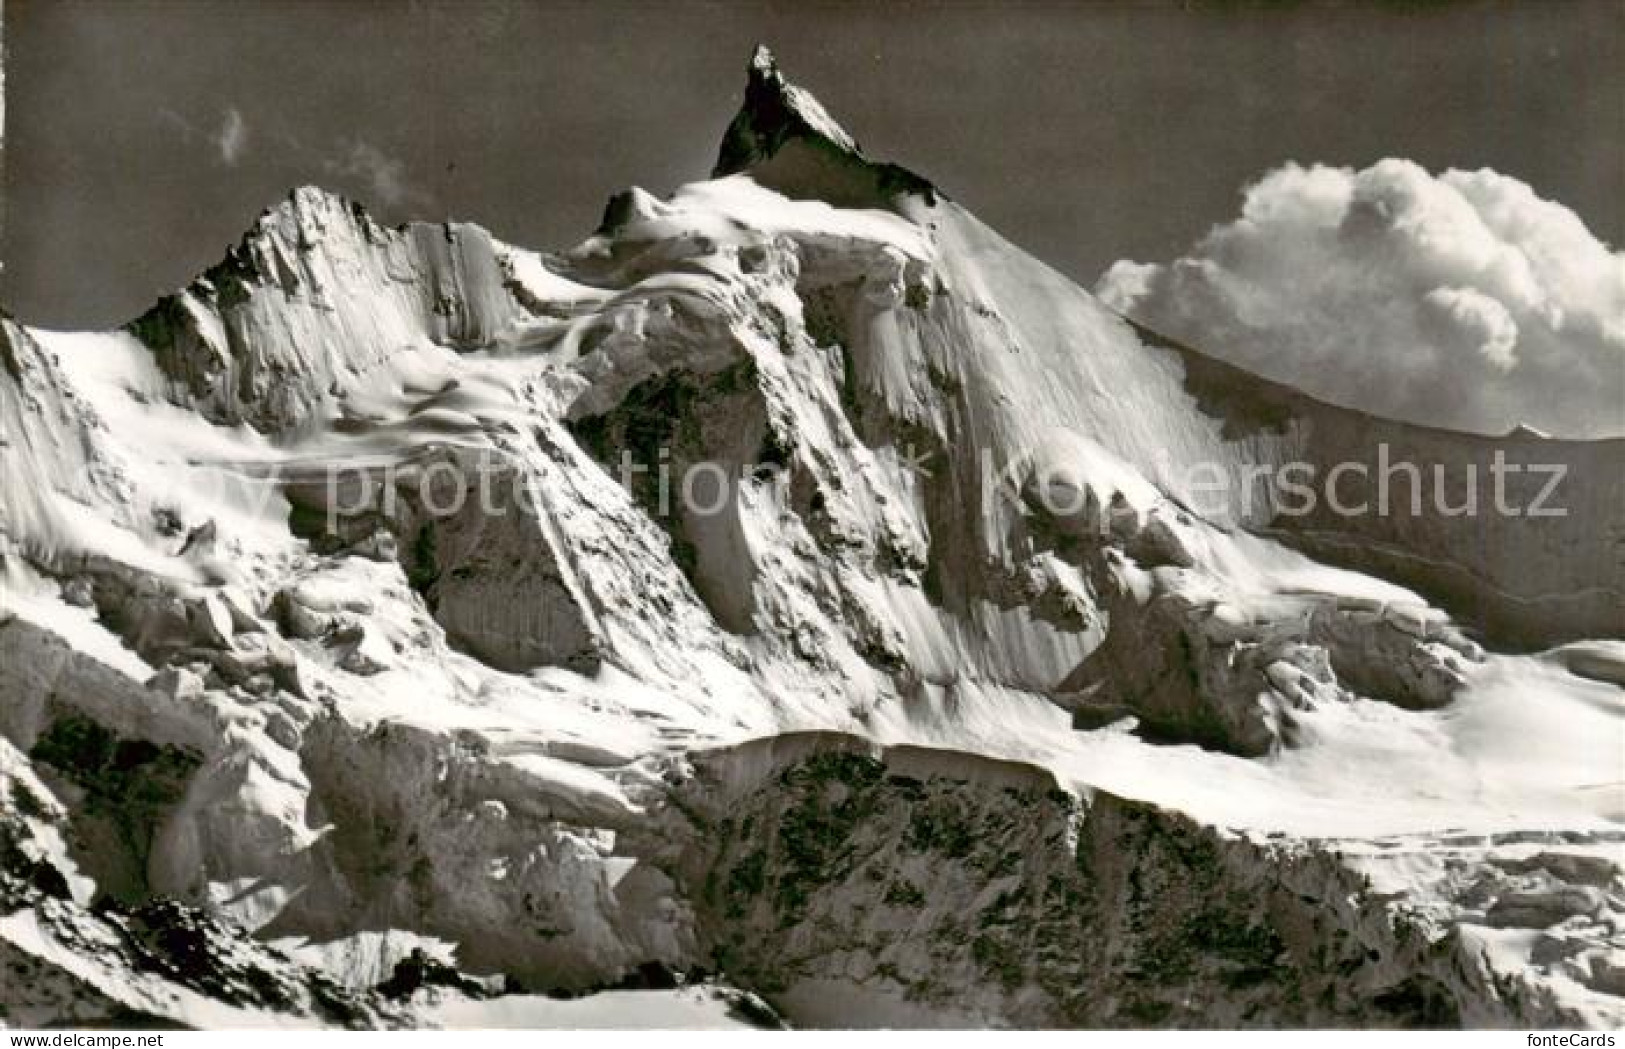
[1420,287,1518,372]
[1097,159,1625,437]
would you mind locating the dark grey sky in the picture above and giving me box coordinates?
[3,0,1620,330]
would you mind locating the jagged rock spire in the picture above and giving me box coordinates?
[713,45,864,177]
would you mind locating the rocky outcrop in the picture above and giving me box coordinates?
[1061,580,1481,756]
[666,735,1622,1028]
[714,46,935,210]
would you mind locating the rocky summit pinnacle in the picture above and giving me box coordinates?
[713,45,935,208]
[714,45,863,176]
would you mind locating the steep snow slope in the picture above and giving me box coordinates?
[0,47,1620,1028]
[713,45,1622,649]
[1128,323,1625,648]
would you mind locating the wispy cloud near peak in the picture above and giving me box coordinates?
[217,108,248,166]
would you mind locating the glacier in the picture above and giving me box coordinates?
[0,47,1621,1028]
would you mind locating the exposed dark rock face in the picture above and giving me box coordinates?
[664,735,1616,1028]
[714,46,936,209]
[28,714,202,905]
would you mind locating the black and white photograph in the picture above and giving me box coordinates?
[0,0,1621,1035]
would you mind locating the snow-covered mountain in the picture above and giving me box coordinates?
[1,47,1621,1028]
